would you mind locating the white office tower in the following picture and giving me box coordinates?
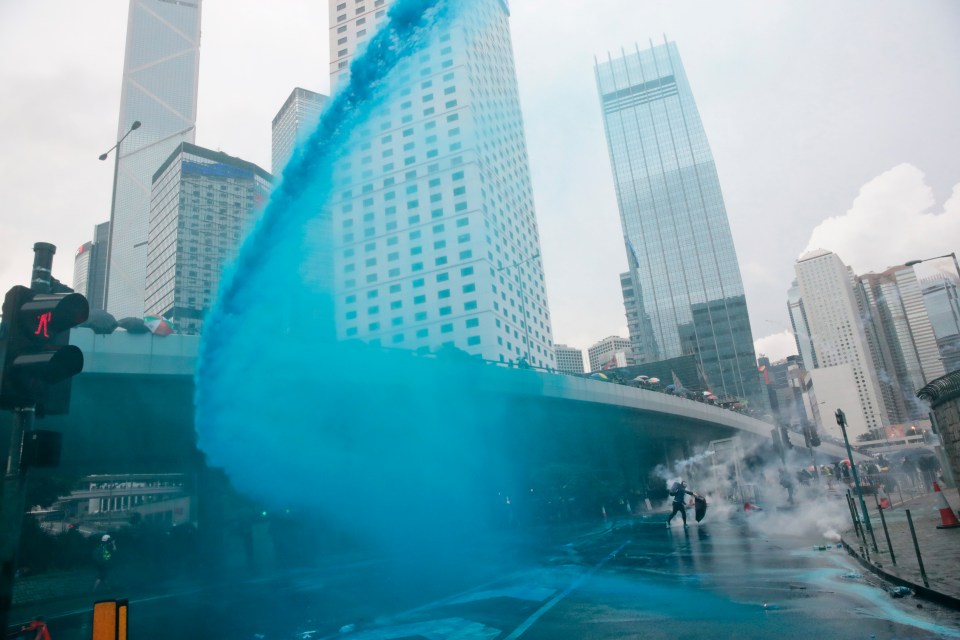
[144,143,271,334]
[856,266,945,423]
[105,0,202,320]
[272,88,329,176]
[587,336,634,372]
[324,0,555,367]
[794,250,887,439]
[554,344,585,375]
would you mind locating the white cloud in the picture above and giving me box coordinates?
[803,164,960,275]
[754,330,797,362]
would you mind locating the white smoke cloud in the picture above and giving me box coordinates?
[803,164,960,275]
[658,443,850,542]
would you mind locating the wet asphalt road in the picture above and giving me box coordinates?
[39,513,960,639]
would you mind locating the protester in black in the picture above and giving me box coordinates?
[666,480,695,527]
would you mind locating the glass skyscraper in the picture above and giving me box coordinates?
[106,0,202,320]
[596,41,766,407]
[856,266,944,423]
[923,276,960,372]
[73,222,111,311]
[325,0,555,367]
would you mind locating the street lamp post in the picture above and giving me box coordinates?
[99,120,141,311]
[905,252,960,282]
[497,252,540,366]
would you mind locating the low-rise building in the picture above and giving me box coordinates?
[554,344,585,374]
[587,336,634,373]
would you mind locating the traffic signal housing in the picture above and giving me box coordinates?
[0,285,88,415]
[770,427,783,455]
[780,426,794,449]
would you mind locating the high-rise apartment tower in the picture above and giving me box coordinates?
[325,0,555,367]
[105,0,202,319]
[596,41,765,406]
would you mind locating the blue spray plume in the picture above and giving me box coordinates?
[194,0,523,552]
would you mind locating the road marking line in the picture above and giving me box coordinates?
[503,539,630,640]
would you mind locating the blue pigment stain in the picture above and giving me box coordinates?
[193,0,527,551]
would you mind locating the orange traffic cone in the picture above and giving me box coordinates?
[933,482,960,529]
[878,487,891,510]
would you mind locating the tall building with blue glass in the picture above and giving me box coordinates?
[596,41,766,408]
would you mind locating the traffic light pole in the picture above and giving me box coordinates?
[0,406,35,633]
[835,409,878,554]
[0,243,85,633]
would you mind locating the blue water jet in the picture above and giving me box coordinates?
[193,0,532,553]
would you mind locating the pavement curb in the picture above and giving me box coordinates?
[841,539,960,611]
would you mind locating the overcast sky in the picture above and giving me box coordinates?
[1,1,958,361]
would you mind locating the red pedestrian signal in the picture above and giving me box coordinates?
[0,285,88,415]
[34,312,51,338]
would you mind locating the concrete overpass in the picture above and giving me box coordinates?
[29,329,859,474]
[0,326,880,542]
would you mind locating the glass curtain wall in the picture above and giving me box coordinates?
[596,41,766,408]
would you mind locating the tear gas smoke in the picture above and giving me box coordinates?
[657,438,850,541]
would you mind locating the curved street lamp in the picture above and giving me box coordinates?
[904,252,960,281]
[98,120,141,310]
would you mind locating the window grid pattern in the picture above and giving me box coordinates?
[596,41,764,406]
[144,143,272,334]
[326,0,554,367]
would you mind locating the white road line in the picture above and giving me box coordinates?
[503,539,631,640]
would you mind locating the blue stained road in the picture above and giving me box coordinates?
[25,512,960,639]
[295,515,960,640]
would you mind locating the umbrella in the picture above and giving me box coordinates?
[887,448,934,462]
[80,309,118,335]
[702,391,712,396]
[694,495,708,522]
[117,317,150,334]
[144,315,175,337]
[665,384,676,391]
[634,375,649,381]
[648,377,660,384]
[590,372,609,381]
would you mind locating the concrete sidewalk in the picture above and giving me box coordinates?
[841,484,960,609]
